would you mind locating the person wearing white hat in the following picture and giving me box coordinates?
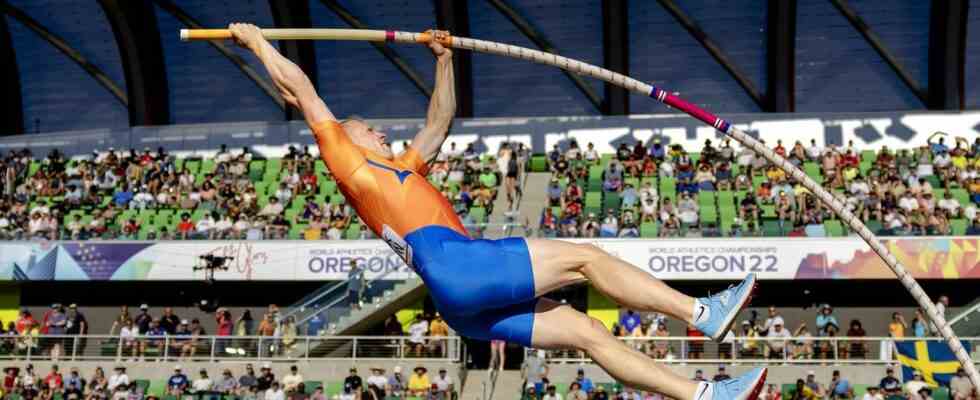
[387,366,406,398]
[166,366,189,396]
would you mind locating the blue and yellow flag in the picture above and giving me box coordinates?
[894,340,972,387]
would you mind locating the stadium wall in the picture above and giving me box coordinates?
[0,111,976,158]
[1,237,976,282]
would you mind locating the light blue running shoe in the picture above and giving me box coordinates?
[706,367,768,400]
[693,273,757,341]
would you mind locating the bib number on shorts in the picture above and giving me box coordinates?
[382,225,414,270]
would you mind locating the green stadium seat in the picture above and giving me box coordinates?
[184,160,201,174]
[951,219,967,235]
[469,207,487,223]
[860,150,876,163]
[761,204,776,218]
[201,159,216,174]
[825,219,845,237]
[865,219,883,234]
[950,188,970,206]
[531,155,548,172]
[325,382,344,398]
[134,380,150,394]
[640,222,658,238]
[602,192,620,212]
[700,206,718,225]
[330,194,345,205]
[303,381,323,394]
[698,191,716,208]
[345,225,361,240]
[924,175,941,188]
[321,180,338,196]
[717,191,735,208]
[762,220,782,237]
[266,158,282,173]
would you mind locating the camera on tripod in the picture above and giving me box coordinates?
[194,254,234,283]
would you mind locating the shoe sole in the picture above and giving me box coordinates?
[711,274,758,341]
[742,368,768,400]
[735,368,769,400]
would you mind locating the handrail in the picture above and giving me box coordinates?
[4,334,461,362]
[527,335,980,365]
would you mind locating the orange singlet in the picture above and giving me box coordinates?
[311,120,468,242]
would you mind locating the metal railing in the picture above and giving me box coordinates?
[529,336,980,364]
[1,334,461,363]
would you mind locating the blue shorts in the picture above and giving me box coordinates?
[404,225,539,346]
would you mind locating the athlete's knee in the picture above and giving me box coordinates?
[574,243,608,269]
[577,315,613,352]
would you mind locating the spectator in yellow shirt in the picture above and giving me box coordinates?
[407,366,430,397]
[428,313,451,357]
[790,379,818,400]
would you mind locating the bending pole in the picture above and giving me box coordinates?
[182,27,980,386]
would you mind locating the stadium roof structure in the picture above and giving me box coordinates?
[0,0,977,135]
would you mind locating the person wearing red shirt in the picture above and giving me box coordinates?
[43,365,63,391]
[300,169,318,194]
[774,140,786,157]
[841,150,860,169]
[216,309,233,356]
[16,310,36,334]
[686,324,705,359]
[177,213,195,238]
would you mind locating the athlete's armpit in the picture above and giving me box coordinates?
[311,120,365,181]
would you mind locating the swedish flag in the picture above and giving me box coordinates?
[894,340,972,387]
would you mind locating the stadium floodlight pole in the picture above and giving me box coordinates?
[182,27,980,387]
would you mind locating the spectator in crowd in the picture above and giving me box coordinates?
[905,371,929,400]
[789,379,817,400]
[790,322,814,360]
[567,382,588,400]
[107,367,128,393]
[543,384,562,400]
[407,314,428,357]
[407,366,430,398]
[574,368,594,394]
[816,304,839,336]
[879,366,902,394]
[282,365,303,393]
[862,386,883,400]
[522,349,549,394]
[236,364,258,396]
[366,368,388,399]
[803,371,825,399]
[694,370,706,382]
[167,366,189,396]
[829,370,853,400]
[265,382,285,400]
[765,321,791,359]
[192,369,214,395]
[387,366,406,398]
[343,367,362,398]
[950,367,977,400]
[216,369,238,396]
[432,368,454,400]
[760,384,782,400]
[43,365,63,391]
[912,309,928,337]
[712,366,731,382]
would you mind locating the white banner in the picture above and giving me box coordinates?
[0,237,976,281]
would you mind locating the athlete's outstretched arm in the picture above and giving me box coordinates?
[409,30,456,163]
[229,23,335,125]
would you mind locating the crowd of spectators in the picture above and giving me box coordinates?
[603,294,955,364]
[0,140,516,241]
[3,303,456,363]
[0,362,457,400]
[540,135,980,238]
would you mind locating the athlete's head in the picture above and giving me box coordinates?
[340,116,393,158]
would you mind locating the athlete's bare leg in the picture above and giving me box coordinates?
[526,239,697,324]
[531,298,698,399]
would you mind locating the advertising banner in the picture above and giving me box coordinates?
[0,237,976,282]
